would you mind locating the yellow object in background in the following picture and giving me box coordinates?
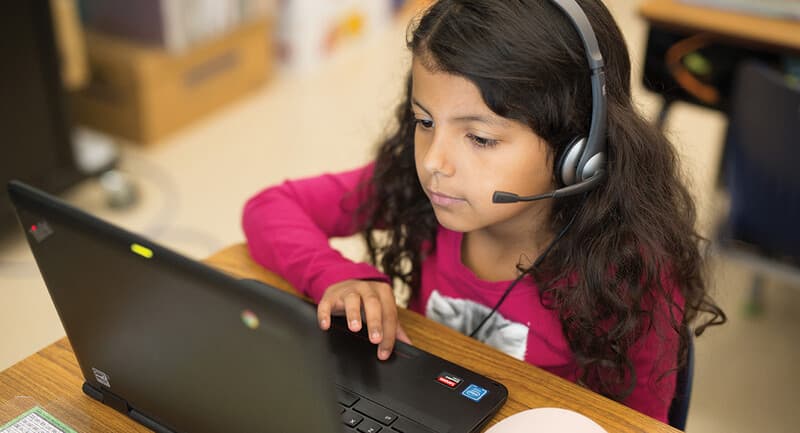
[342,11,366,37]
[276,0,393,72]
[324,11,367,55]
[50,0,88,91]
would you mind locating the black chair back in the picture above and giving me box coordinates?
[667,329,694,431]
[722,61,800,258]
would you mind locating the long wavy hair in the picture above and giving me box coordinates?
[357,0,725,400]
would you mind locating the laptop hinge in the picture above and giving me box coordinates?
[101,389,130,414]
[129,409,177,433]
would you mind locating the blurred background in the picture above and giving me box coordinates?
[1,1,798,432]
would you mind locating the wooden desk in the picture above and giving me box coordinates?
[639,0,800,54]
[0,244,678,433]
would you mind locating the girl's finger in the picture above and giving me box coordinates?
[343,291,363,332]
[376,289,399,360]
[396,323,413,345]
[358,288,384,344]
[317,297,332,330]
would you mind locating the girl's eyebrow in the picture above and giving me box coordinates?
[411,98,507,127]
[411,98,432,115]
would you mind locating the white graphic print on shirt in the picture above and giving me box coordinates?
[425,290,528,360]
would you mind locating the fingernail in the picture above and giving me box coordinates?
[350,319,360,330]
[320,319,328,329]
[379,349,390,359]
[371,330,382,342]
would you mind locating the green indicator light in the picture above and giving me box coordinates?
[131,243,153,259]
[241,310,260,329]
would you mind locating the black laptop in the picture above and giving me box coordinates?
[7,180,507,433]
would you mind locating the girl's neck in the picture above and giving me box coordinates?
[461,209,555,282]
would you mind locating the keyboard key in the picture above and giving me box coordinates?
[356,419,383,433]
[337,388,360,407]
[353,399,397,426]
[342,409,364,428]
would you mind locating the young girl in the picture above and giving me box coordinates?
[243,0,724,423]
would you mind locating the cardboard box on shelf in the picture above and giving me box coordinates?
[78,0,277,53]
[69,19,272,145]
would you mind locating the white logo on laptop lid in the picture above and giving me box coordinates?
[92,367,111,388]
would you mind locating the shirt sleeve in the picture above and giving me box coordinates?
[242,163,390,302]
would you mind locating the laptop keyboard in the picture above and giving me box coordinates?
[337,387,433,433]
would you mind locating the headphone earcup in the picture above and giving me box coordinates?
[556,136,586,187]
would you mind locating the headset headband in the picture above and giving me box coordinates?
[550,0,607,181]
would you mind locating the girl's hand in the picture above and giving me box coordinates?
[317,279,412,360]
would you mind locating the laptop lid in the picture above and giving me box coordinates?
[7,180,343,433]
[8,180,508,433]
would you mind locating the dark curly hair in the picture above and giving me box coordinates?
[357,0,725,401]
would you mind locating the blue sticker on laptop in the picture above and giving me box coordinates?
[461,384,488,402]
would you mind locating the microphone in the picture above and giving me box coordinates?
[492,170,606,203]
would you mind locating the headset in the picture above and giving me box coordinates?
[492,0,607,205]
[471,0,607,338]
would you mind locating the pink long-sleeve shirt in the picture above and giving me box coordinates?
[242,163,680,423]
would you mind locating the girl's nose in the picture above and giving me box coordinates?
[423,132,455,177]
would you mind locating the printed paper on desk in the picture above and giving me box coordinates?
[485,407,608,433]
[0,406,78,433]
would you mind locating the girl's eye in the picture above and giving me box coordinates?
[414,118,434,129]
[467,133,499,148]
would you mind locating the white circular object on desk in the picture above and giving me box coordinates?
[486,408,608,433]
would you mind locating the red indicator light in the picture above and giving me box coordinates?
[30,225,37,232]
[437,377,457,388]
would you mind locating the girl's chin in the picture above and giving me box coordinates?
[431,209,472,233]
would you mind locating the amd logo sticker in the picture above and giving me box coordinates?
[436,372,464,389]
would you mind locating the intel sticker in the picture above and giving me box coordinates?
[461,384,488,402]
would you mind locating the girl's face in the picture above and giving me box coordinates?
[412,58,556,236]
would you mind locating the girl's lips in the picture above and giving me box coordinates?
[428,190,465,207]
